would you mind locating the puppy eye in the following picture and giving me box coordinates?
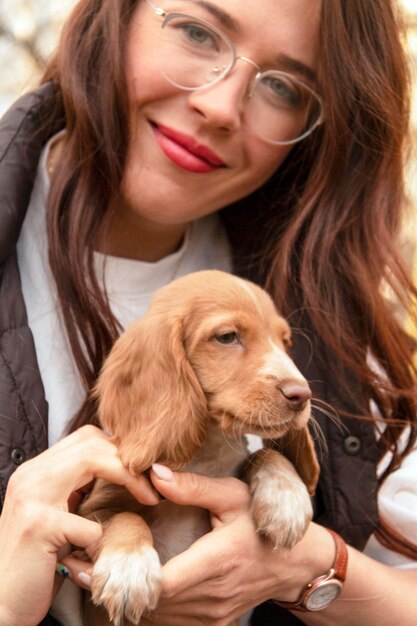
[214,331,240,345]
[283,336,292,349]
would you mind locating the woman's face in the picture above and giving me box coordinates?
[120,0,321,226]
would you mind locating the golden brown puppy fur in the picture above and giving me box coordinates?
[80,270,319,626]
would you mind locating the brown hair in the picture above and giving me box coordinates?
[41,0,416,474]
[287,0,417,476]
[43,0,136,399]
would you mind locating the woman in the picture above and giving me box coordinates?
[0,0,416,624]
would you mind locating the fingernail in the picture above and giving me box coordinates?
[56,563,70,578]
[77,572,92,588]
[152,463,175,481]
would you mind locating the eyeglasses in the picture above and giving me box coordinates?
[145,0,324,145]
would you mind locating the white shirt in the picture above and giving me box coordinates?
[364,445,417,569]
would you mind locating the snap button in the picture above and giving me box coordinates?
[343,436,361,456]
[11,448,26,465]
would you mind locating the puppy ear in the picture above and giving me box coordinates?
[95,314,208,475]
[271,427,319,496]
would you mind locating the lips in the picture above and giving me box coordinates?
[151,122,225,173]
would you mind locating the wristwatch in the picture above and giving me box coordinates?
[272,529,348,612]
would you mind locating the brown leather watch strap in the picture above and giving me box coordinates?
[327,528,348,582]
[272,528,348,612]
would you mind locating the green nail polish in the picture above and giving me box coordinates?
[56,563,70,578]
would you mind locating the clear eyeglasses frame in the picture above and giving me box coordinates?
[144,0,325,146]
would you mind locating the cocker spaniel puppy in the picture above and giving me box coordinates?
[80,270,319,626]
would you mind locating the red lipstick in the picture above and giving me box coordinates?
[151,123,225,173]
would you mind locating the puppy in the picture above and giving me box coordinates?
[80,270,319,626]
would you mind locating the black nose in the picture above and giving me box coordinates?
[279,379,312,411]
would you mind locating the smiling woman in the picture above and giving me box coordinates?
[1,1,417,626]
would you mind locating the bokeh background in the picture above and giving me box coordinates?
[403,0,417,250]
[1,0,417,263]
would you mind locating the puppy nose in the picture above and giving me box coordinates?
[279,379,312,411]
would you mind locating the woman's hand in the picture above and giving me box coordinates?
[146,469,417,626]
[145,467,335,626]
[57,465,417,626]
[0,425,159,626]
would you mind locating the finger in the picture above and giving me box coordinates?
[68,489,89,513]
[150,465,250,519]
[61,428,160,504]
[159,510,258,599]
[151,603,238,626]
[12,427,159,507]
[159,529,235,595]
[123,472,160,506]
[18,454,158,508]
[52,511,103,552]
[61,554,93,590]
[162,539,213,601]
[148,610,218,626]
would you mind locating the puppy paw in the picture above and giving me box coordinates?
[250,466,313,550]
[91,545,162,626]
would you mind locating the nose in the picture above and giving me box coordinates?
[278,379,312,412]
[188,66,253,133]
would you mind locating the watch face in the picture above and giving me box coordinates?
[305,582,342,611]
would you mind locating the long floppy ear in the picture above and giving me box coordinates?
[269,427,319,496]
[94,313,208,475]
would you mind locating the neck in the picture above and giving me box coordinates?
[94,206,189,262]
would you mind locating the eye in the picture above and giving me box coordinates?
[259,74,302,109]
[282,335,292,349]
[214,331,240,346]
[173,20,220,52]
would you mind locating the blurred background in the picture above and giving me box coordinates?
[1,0,417,260]
[403,0,417,249]
[0,0,75,115]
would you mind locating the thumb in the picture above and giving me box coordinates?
[150,464,250,519]
[56,514,101,590]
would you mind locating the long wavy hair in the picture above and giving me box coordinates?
[42,0,417,481]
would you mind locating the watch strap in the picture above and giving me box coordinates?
[325,529,348,582]
[272,528,348,612]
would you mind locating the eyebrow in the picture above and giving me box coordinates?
[275,53,317,85]
[182,1,317,85]
[186,0,241,32]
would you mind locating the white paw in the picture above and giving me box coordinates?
[251,467,313,549]
[91,545,162,626]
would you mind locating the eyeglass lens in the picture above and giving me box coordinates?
[158,12,322,145]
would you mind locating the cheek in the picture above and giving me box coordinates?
[191,347,250,391]
[126,70,166,138]
[124,12,172,129]
[194,350,261,397]
[238,141,292,198]
[254,141,292,177]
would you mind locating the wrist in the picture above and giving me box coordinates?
[272,526,348,612]
[270,523,339,603]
